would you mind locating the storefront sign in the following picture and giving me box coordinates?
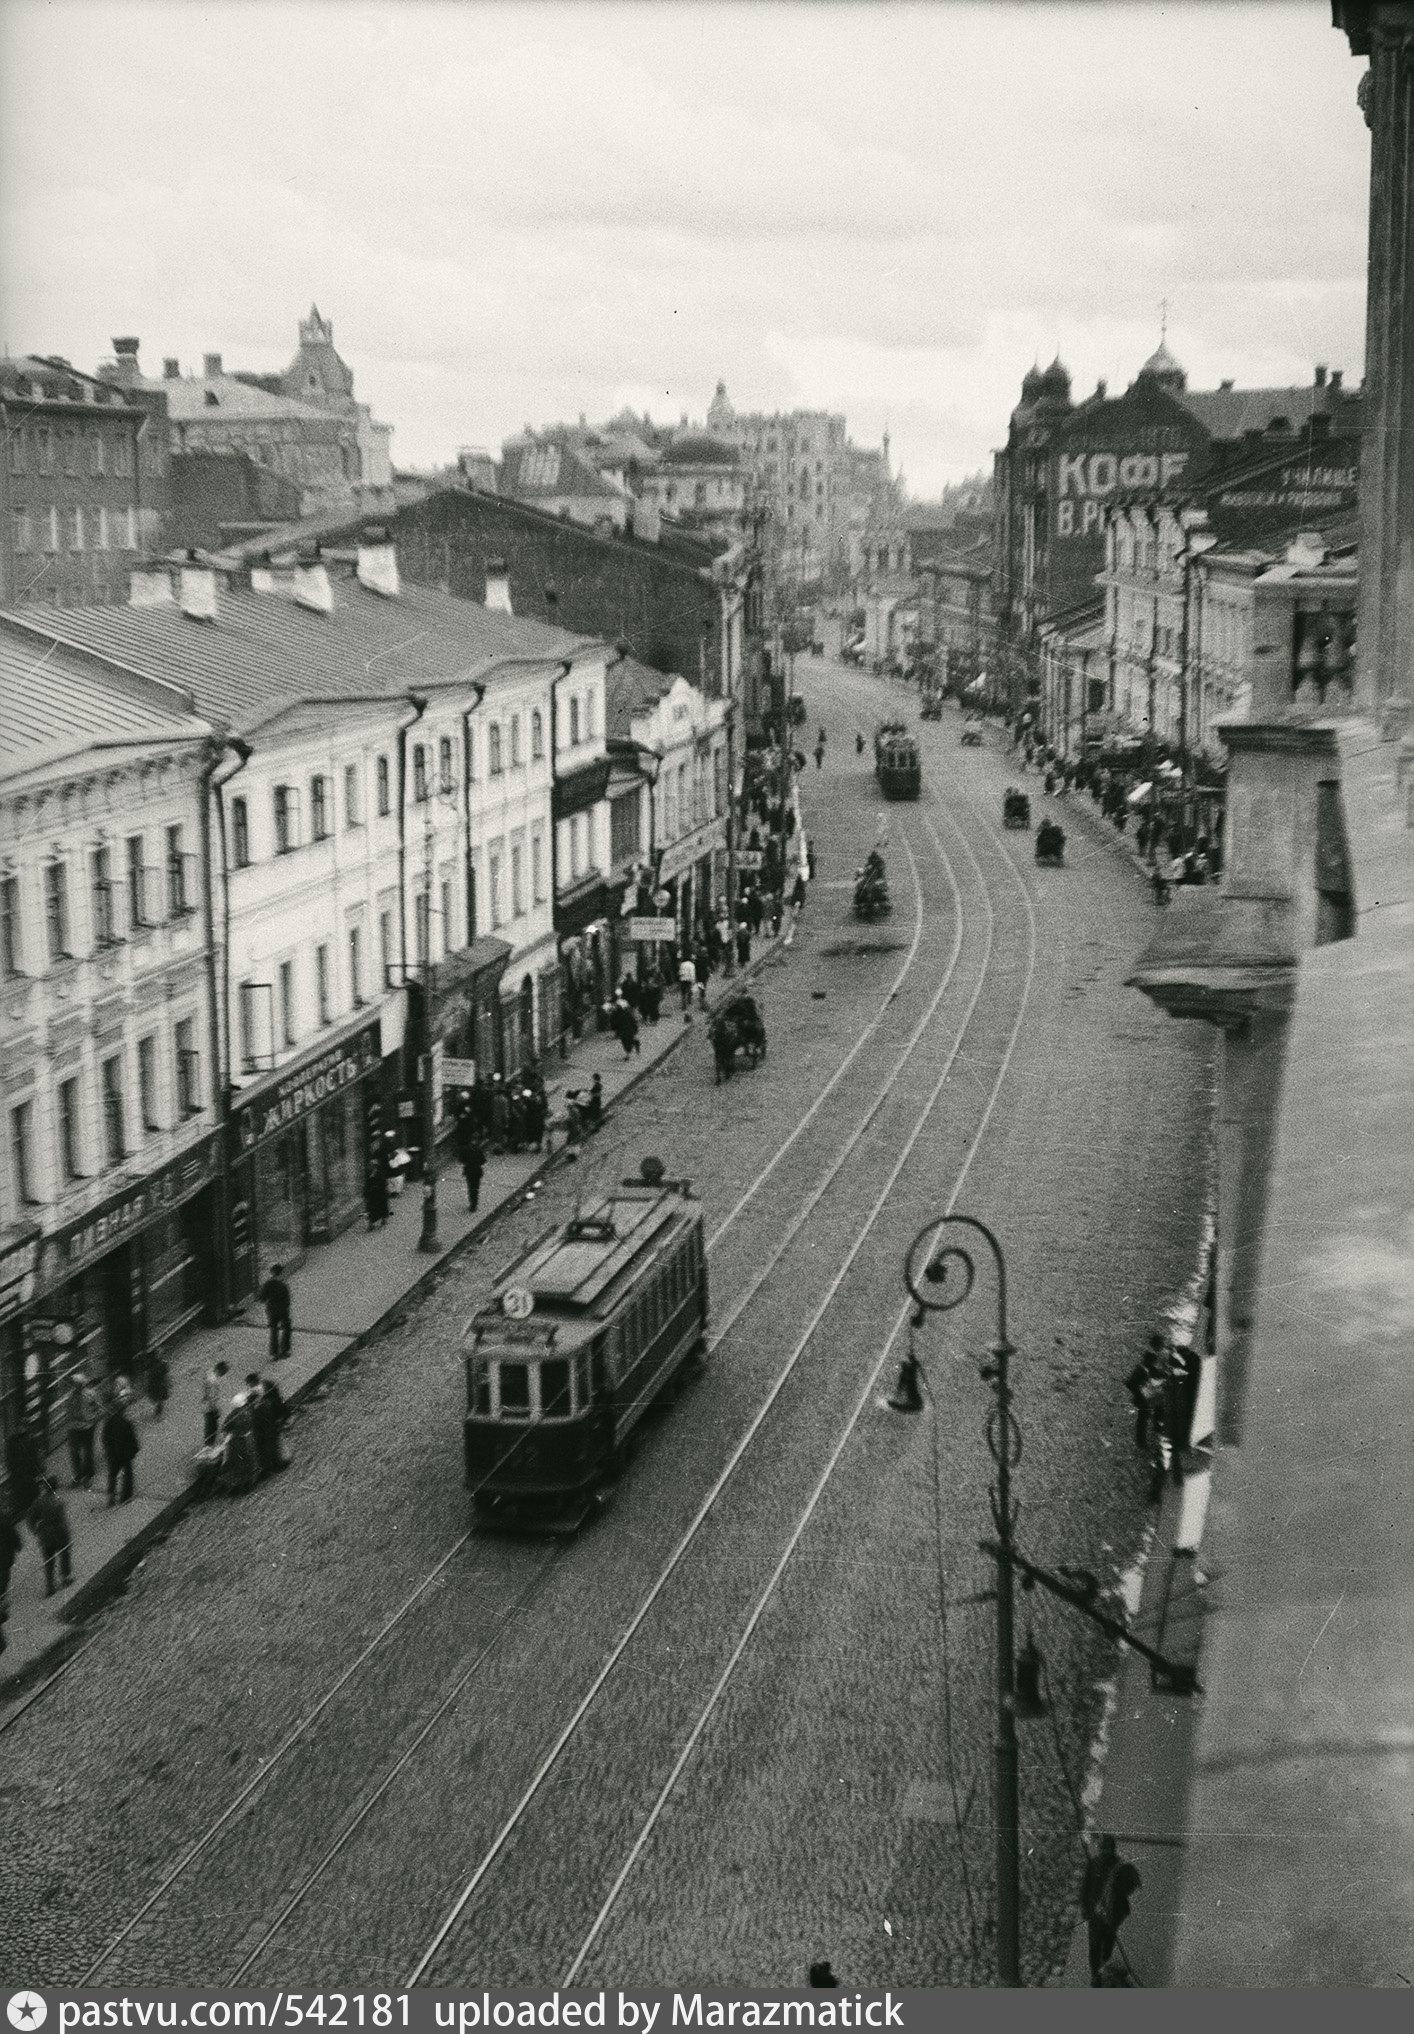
[0,1232,41,1325]
[657,816,728,885]
[40,1133,221,1293]
[629,917,677,943]
[235,1019,382,1155]
[441,1056,478,1088]
[736,851,764,872]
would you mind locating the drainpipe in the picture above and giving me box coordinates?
[550,660,571,1056]
[396,693,428,987]
[460,683,486,944]
[203,734,252,1320]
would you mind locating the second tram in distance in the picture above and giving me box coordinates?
[462,1175,708,1529]
[875,721,922,798]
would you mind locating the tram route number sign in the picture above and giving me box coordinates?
[502,1286,535,1320]
[630,916,677,943]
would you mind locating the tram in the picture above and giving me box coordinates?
[875,723,922,800]
[462,1174,708,1529]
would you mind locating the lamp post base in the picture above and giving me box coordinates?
[418,1183,439,1253]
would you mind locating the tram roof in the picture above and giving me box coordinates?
[502,1187,692,1314]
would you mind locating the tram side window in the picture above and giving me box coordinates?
[575,1350,590,1406]
[499,1363,530,1417]
[472,1360,491,1416]
[541,1358,571,1418]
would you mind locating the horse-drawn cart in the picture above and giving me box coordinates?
[710,996,767,1084]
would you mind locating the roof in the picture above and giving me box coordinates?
[139,371,340,427]
[1138,340,1184,381]
[0,620,211,783]
[1176,384,1338,441]
[660,435,739,468]
[0,354,141,412]
[499,441,625,501]
[605,655,680,736]
[0,573,602,736]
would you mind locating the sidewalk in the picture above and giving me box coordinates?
[0,944,780,1709]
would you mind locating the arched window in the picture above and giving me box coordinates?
[531,709,544,759]
[489,724,502,775]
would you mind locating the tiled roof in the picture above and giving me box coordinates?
[139,373,337,425]
[0,575,602,738]
[0,620,210,782]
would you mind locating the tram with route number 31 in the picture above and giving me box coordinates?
[462,1167,708,1530]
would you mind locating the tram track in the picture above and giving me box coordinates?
[388,787,1036,1989]
[78,778,969,1985]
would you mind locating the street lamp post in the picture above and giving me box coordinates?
[904,1214,1021,1985]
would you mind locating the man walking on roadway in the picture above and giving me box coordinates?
[677,952,696,1019]
[258,1264,292,1362]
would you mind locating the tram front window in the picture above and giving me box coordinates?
[472,1360,491,1417]
[499,1363,531,1417]
[541,1358,571,1418]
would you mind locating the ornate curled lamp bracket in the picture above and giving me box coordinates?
[904,1214,1021,1518]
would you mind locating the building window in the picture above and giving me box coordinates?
[126,835,150,926]
[1,875,21,976]
[349,925,364,1006]
[59,1078,83,1180]
[231,796,250,867]
[44,861,70,961]
[237,982,258,1070]
[415,890,430,967]
[584,691,595,740]
[67,506,84,552]
[511,844,524,917]
[166,824,191,915]
[113,434,132,479]
[509,717,521,768]
[63,426,79,477]
[413,744,428,802]
[91,846,117,946]
[532,830,544,902]
[36,427,54,476]
[569,696,581,745]
[8,428,25,475]
[439,735,454,792]
[316,943,331,1024]
[11,1098,37,1204]
[138,1033,159,1131]
[279,960,296,1046]
[377,754,390,816]
[93,506,109,551]
[311,774,330,840]
[273,785,299,853]
[89,430,105,476]
[12,509,32,554]
[610,794,639,865]
[43,507,58,554]
[531,710,544,759]
[380,908,394,988]
[175,1017,200,1115]
[344,763,361,828]
[101,1055,125,1167]
[569,814,583,882]
[713,749,725,817]
[489,724,502,775]
[489,849,503,927]
[440,879,453,954]
[115,506,136,552]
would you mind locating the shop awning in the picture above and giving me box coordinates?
[435,935,513,999]
[556,875,612,939]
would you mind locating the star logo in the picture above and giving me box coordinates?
[8,1998,47,2032]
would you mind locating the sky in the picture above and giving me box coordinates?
[0,0,1372,495]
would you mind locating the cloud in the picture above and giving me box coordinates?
[0,0,1371,492]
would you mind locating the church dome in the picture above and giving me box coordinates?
[1039,355,1072,397]
[1137,339,1186,391]
[1020,364,1045,402]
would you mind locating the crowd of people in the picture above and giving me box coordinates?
[1125,1330,1204,1503]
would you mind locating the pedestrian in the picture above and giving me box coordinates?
[791,871,807,913]
[461,1135,485,1212]
[806,838,817,881]
[364,1151,389,1229]
[202,1359,229,1447]
[1162,1352,1191,1485]
[64,1366,100,1489]
[585,1073,603,1130]
[808,1963,839,1989]
[771,892,784,936]
[1080,1836,1141,1985]
[490,1076,510,1151]
[855,730,865,755]
[101,1397,139,1506]
[0,1505,22,1654]
[1125,1333,1168,1452]
[29,1480,73,1596]
[526,1084,547,1150]
[1136,815,1152,859]
[3,1419,41,1520]
[641,970,662,1024]
[814,740,825,770]
[1173,1343,1203,1457]
[245,1372,282,1479]
[735,920,751,967]
[677,953,696,1018]
[146,1348,170,1421]
[259,1263,293,1360]
[221,1392,258,1495]
[747,887,764,936]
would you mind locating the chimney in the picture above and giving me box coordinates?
[1220,378,1235,392]
[203,353,222,380]
[484,558,512,613]
[179,561,218,622]
[163,358,180,380]
[632,499,661,545]
[251,559,300,598]
[1314,364,1327,387]
[1330,369,1343,392]
[1095,379,1107,400]
[128,562,174,608]
[357,541,400,598]
[294,561,334,614]
[109,337,141,388]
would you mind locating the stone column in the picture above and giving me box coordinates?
[1334,3,1414,712]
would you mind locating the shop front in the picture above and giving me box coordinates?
[415,934,511,1128]
[1,1135,220,1463]
[227,1016,382,1303]
[556,876,614,1038]
[658,815,728,946]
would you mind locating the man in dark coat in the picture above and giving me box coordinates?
[4,1421,42,1519]
[0,1505,22,1651]
[259,1264,293,1361]
[364,1152,390,1229]
[1125,1333,1168,1451]
[460,1133,485,1212]
[1080,1836,1140,1984]
[29,1481,73,1595]
[102,1400,139,1506]
[245,1372,285,1478]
